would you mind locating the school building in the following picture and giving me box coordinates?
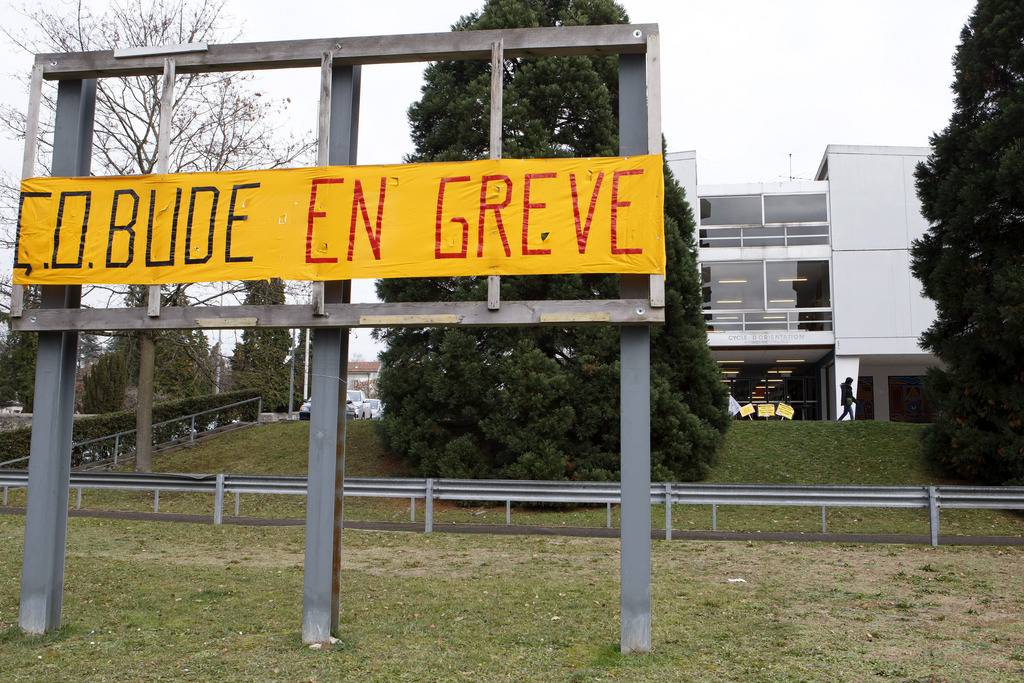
[668,145,941,422]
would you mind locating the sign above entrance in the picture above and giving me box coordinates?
[14,155,665,285]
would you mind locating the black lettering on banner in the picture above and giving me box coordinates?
[14,191,52,276]
[52,191,91,270]
[106,189,138,268]
[184,186,219,265]
[146,188,181,267]
[225,183,259,263]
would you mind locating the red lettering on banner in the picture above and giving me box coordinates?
[477,175,512,258]
[306,178,344,264]
[611,169,643,255]
[570,172,604,254]
[435,176,471,259]
[348,178,386,261]
[522,173,555,256]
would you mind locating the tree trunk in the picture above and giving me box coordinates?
[135,331,155,472]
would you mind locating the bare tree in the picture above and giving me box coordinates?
[1,0,315,470]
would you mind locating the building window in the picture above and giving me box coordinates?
[701,262,764,309]
[699,192,829,247]
[702,260,832,332]
[699,196,761,225]
[764,194,828,223]
[765,261,830,308]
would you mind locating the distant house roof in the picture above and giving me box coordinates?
[348,362,381,374]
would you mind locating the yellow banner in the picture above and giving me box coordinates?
[14,156,664,285]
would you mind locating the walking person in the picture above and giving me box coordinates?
[838,377,856,421]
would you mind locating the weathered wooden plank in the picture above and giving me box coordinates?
[11,299,664,332]
[36,24,656,79]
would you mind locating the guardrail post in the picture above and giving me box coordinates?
[424,478,434,533]
[928,486,939,547]
[154,490,160,513]
[235,492,240,517]
[214,474,225,525]
[712,504,717,531]
[3,486,6,506]
[410,497,415,522]
[506,500,511,524]
[821,506,827,533]
[190,416,196,443]
[664,483,672,541]
[114,434,120,466]
[76,488,82,510]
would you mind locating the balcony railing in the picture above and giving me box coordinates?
[699,224,830,248]
[704,309,832,333]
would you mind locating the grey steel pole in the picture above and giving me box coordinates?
[618,52,652,654]
[928,486,940,547]
[302,58,359,645]
[288,329,296,419]
[19,78,94,635]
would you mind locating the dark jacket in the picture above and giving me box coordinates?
[840,382,854,405]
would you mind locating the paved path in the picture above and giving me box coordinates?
[3,505,1022,546]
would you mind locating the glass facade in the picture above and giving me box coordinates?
[702,260,831,332]
[698,193,829,247]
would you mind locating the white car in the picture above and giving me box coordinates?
[347,390,367,419]
[363,399,383,420]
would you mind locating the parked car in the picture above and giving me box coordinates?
[368,397,385,419]
[299,400,311,420]
[347,390,366,419]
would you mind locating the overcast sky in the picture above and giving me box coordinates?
[0,0,977,360]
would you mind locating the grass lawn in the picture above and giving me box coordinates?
[2,516,1024,681]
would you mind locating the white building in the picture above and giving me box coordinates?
[668,145,940,422]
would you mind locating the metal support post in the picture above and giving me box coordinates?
[235,492,241,517]
[928,486,940,547]
[410,498,415,522]
[506,500,511,524]
[154,490,160,513]
[214,474,224,524]
[114,435,120,465]
[821,506,827,533]
[712,504,717,531]
[302,59,360,645]
[76,488,82,510]
[618,51,652,655]
[19,78,94,636]
[664,483,672,541]
[607,503,612,529]
[425,479,434,533]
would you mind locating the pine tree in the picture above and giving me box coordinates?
[0,286,40,409]
[231,279,292,412]
[82,351,128,414]
[911,0,1024,484]
[376,0,729,481]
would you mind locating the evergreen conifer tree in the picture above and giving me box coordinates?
[231,279,293,412]
[83,351,128,414]
[911,0,1024,484]
[376,0,729,481]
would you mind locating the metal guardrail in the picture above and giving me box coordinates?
[2,472,1023,546]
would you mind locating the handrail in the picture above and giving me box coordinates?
[0,397,261,470]
[71,396,263,448]
[3,471,1024,546]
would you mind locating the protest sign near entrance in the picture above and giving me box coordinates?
[14,155,664,285]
